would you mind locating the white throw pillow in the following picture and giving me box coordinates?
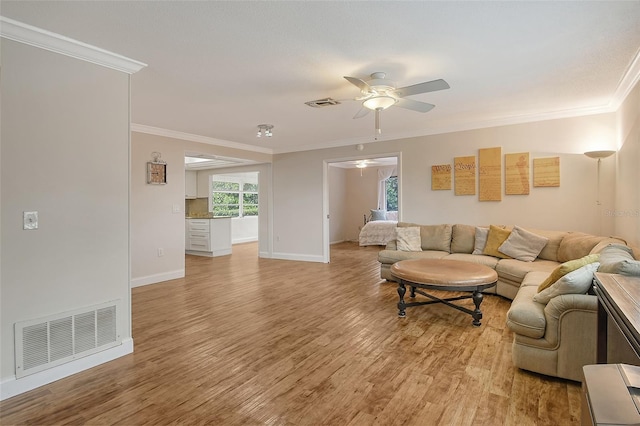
[396,227,422,252]
[472,227,489,255]
[499,225,549,262]
[533,262,600,304]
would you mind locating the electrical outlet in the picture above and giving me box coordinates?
[158,248,164,257]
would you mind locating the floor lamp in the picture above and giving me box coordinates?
[584,150,616,205]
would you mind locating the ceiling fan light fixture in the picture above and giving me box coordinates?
[363,95,397,111]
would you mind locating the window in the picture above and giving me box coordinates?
[242,182,259,216]
[211,176,258,217]
[385,176,398,211]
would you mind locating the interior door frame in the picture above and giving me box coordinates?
[322,152,402,263]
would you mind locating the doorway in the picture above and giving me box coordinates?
[185,152,270,259]
[323,154,401,262]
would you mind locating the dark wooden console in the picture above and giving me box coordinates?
[593,272,640,364]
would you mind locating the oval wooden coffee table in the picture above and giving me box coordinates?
[391,258,498,326]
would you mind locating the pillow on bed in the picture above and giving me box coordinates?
[370,209,387,221]
[396,227,422,252]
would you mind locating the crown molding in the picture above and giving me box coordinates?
[0,16,147,74]
[131,124,274,155]
[611,47,640,110]
[271,103,614,154]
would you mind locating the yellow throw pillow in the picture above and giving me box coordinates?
[483,225,512,259]
[537,253,600,292]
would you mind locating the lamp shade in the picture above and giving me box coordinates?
[363,95,397,110]
[584,150,616,159]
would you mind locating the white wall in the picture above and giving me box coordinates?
[273,151,325,261]
[328,166,347,244]
[344,166,388,241]
[272,111,632,260]
[131,132,271,286]
[1,40,132,390]
[614,82,640,246]
[131,132,188,286]
[232,216,259,244]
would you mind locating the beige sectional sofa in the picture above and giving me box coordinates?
[378,222,637,382]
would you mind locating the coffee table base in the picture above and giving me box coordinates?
[397,280,489,326]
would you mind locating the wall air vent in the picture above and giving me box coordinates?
[14,300,121,378]
[304,98,341,108]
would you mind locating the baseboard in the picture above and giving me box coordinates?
[330,239,345,245]
[0,338,133,401]
[232,237,258,244]
[131,269,184,288]
[271,252,325,263]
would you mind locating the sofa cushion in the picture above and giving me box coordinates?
[533,262,600,304]
[522,228,568,262]
[499,225,549,262]
[445,253,500,269]
[507,285,546,338]
[537,253,600,292]
[472,227,489,255]
[520,271,553,288]
[590,237,628,255]
[496,258,560,284]
[557,232,609,262]
[483,225,512,259]
[378,249,449,264]
[399,222,452,252]
[396,227,422,252]
[598,244,640,276]
[451,224,476,254]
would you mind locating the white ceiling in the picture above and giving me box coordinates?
[3,1,640,155]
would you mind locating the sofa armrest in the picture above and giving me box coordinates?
[506,285,546,338]
[542,293,597,346]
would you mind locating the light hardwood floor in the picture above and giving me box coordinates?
[0,242,581,425]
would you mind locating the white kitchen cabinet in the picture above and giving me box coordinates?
[185,170,197,199]
[196,173,209,198]
[185,218,232,257]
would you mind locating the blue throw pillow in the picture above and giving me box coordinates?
[370,209,387,221]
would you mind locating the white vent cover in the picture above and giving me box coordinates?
[304,98,341,108]
[15,300,121,378]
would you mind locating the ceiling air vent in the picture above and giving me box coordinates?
[305,98,341,108]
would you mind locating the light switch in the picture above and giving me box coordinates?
[172,204,181,213]
[23,211,38,230]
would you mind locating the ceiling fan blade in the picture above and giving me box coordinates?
[344,76,370,92]
[395,98,435,113]
[353,106,370,119]
[395,79,450,97]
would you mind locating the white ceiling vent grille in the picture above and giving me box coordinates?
[15,301,121,378]
[304,98,341,108]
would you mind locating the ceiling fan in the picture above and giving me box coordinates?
[342,72,450,137]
